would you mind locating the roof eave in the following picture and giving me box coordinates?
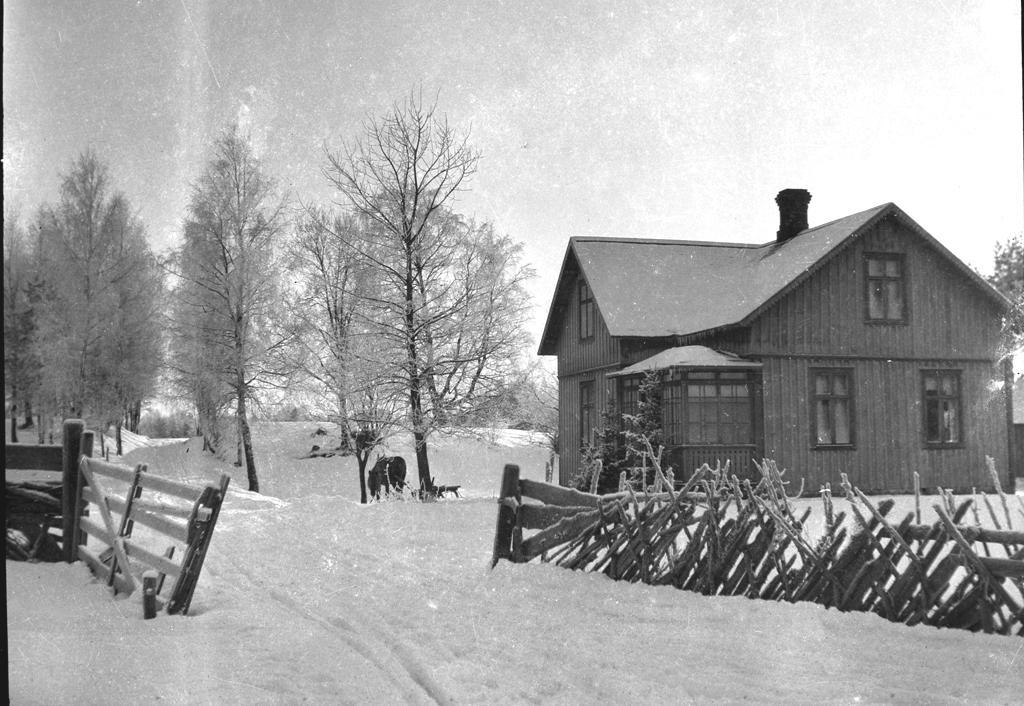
[885,205,1012,312]
[736,202,1011,327]
[537,240,581,356]
[737,203,897,327]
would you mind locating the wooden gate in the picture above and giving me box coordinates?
[76,456,230,615]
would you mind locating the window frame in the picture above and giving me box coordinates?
[660,370,754,447]
[809,368,856,450]
[662,379,684,445]
[863,252,909,325]
[578,279,595,341]
[921,369,964,449]
[579,380,595,448]
[619,376,641,421]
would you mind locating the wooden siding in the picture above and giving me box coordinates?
[1013,425,1024,480]
[759,356,1008,494]
[555,271,621,377]
[747,216,1003,360]
[548,213,1007,492]
[664,445,759,483]
[554,269,622,485]
[558,370,613,486]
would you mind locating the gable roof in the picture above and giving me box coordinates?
[539,202,1009,355]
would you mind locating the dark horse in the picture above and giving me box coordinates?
[368,456,407,500]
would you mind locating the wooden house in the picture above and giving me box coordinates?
[539,189,1013,494]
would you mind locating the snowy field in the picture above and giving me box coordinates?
[6,422,1024,704]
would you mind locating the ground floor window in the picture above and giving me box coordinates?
[811,369,854,447]
[922,370,962,446]
[662,381,683,443]
[580,380,595,447]
[657,371,753,446]
[620,376,640,420]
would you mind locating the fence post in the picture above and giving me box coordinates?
[490,464,521,568]
[73,431,95,553]
[143,571,159,619]
[61,419,85,563]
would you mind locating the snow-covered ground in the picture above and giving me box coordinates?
[7,423,1024,704]
[100,427,189,455]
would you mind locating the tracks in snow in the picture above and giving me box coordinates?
[214,549,451,705]
[267,589,453,706]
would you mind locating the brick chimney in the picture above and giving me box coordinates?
[775,188,812,243]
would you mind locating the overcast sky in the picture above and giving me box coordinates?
[4,1,1022,342]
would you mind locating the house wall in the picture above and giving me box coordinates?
[557,369,613,486]
[746,216,1002,359]
[549,214,1009,492]
[758,356,1007,493]
[1013,424,1024,480]
[555,269,621,485]
[745,215,1008,492]
[555,271,621,378]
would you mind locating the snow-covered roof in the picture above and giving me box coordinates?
[538,202,1009,355]
[607,346,761,378]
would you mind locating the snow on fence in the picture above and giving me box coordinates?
[75,456,230,616]
[491,461,1024,636]
[6,420,94,562]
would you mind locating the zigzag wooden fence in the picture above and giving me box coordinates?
[76,456,230,615]
[492,461,1024,636]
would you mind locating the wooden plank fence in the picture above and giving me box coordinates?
[75,456,230,615]
[492,459,1024,636]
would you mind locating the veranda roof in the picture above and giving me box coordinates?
[607,346,762,378]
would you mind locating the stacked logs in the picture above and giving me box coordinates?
[492,460,1024,636]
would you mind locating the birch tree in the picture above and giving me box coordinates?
[3,208,40,440]
[286,207,402,501]
[172,126,288,492]
[323,91,533,493]
[29,152,163,433]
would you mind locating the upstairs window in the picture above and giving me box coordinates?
[811,369,854,448]
[578,280,595,340]
[865,253,907,323]
[922,371,962,447]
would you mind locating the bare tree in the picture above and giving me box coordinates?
[286,206,403,501]
[171,126,289,492]
[419,218,535,426]
[323,91,481,493]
